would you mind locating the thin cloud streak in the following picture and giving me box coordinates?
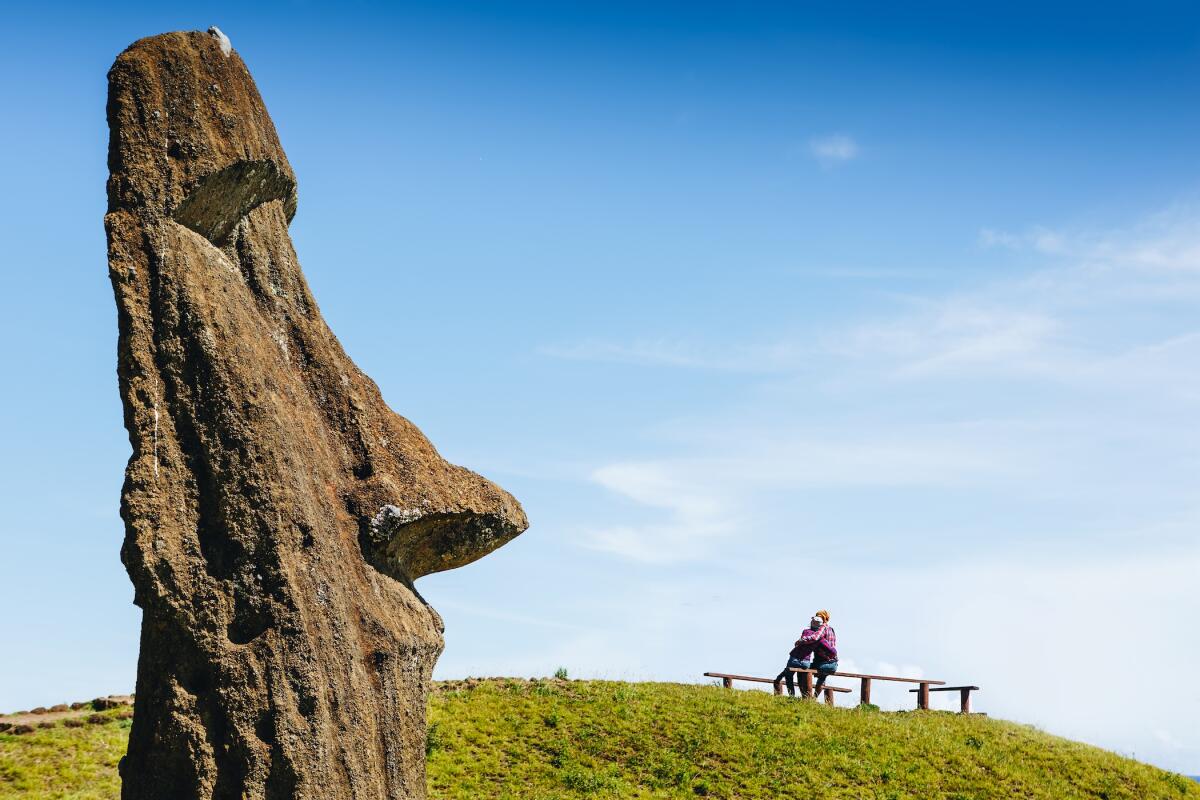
[980,204,1200,272]
[809,134,859,167]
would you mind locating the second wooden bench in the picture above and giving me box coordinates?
[790,668,947,710]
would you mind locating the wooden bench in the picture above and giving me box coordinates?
[790,668,948,710]
[703,672,853,706]
[908,685,980,714]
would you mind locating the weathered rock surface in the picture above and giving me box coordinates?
[105,29,528,800]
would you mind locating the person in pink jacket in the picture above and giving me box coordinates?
[775,609,838,698]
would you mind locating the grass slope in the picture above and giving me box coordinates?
[0,708,129,799]
[2,680,1196,799]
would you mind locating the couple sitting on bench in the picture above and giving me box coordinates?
[776,609,838,698]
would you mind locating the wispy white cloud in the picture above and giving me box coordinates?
[578,427,1058,563]
[835,304,1062,376]
[981,204,1200,272]
[808,134,859,167]
[584,462,737,563]
[979,226,1065,254]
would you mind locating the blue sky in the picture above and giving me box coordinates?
[1,0,1198,775]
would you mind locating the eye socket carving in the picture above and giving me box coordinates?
[172,159,297,245]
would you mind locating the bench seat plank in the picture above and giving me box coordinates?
[703,672,850,692]
[703,672,775,684]
[704,671,853,705]
[787,671,945,690]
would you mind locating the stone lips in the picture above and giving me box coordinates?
[106,30,527,799]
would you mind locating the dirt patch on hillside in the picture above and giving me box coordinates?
[0,696,132,729]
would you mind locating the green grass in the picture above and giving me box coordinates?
[0,710,129,799]
[2,680,1196,799]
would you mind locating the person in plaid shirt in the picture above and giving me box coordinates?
[775,609,838,698]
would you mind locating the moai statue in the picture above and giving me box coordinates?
[106,28,528,799]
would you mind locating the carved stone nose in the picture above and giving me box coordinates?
[362,484,528,583]
[173,159,297,245]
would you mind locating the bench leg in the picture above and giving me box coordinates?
[859,677,872,706]
[800,671,813,698]
[823,687,834,706]
[722,677,733,689]
[959,688,971,714]
[917,682,930,710]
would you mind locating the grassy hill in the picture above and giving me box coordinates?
[2,679,1196,799]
